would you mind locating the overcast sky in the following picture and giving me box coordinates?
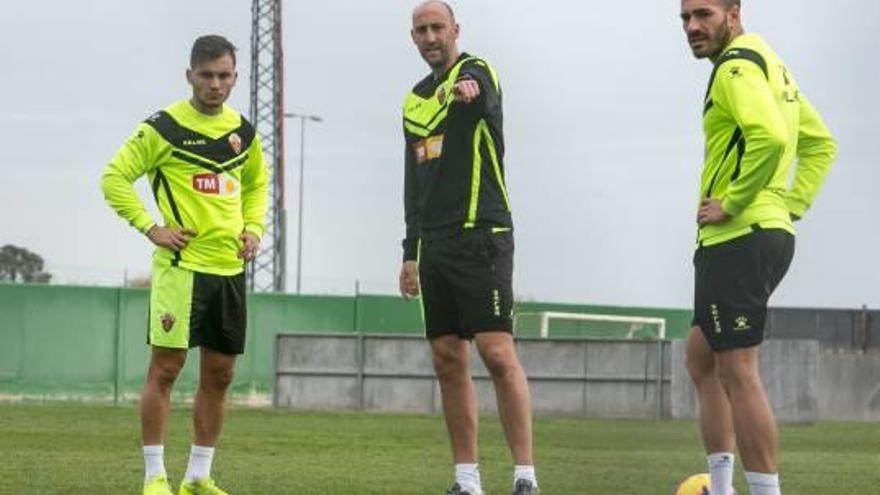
[1,1,877,309]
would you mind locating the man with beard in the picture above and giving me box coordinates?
[679,1,836,494]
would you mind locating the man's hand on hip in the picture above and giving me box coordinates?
[697,198,731,226]
[147,226,196,252]
[238,232,260,261]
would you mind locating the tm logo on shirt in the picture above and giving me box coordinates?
[193,173,239,196]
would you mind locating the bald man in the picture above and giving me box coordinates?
[398,2,538,495]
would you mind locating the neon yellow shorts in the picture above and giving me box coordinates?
[148,259,247,354]
[148,261,195,349]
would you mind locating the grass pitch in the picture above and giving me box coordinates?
[0,403,875,494]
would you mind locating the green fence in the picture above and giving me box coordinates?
[0,284,691,403]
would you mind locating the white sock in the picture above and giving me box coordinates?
[143,445,166,482]
[745,471,781,495]
[455,463,481,493]
[707,452,735,495]
[184,445,215,483]
[514,465,538,487]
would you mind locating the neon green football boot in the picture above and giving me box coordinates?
[178,478,230,495]
[143,475,174,495]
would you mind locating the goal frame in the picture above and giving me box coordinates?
[513,311,667,340]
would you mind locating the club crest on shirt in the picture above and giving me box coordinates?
[160,313,176,332]
[436,86,447,105]
[228,133,242,154]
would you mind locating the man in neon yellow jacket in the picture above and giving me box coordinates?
[102,35,268,495]
[680,1,836,494]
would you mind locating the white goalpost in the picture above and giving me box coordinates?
[513,311,667,340]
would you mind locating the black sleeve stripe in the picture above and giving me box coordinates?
[153,169,184,266]
[703,100,714,114]
[144,111,182,144]
[151,172,162,200]
[705,127,744,197]
[720,47,769,79]
[731,137,747,182]
[703,47,769,114]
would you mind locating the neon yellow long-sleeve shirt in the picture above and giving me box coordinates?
[101,100,269,275]
[699,34,837,246]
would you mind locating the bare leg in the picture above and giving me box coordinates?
[141,348,187,445]
[192,347,237,446]
[431,335,478,463]
[474,332,533,465]
[686,327,736,454]
[717,347,778,473]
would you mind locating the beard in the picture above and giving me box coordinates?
[706,22,733,60]
[690,20,734,60]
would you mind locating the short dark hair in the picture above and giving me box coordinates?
[720,0,741,8]
[190,35,237,68]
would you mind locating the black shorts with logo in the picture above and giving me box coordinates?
[149,264,247,356]
[692,228,795,352]
[419,229,514,339]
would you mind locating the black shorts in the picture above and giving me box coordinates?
[419,229,514,339]
[149,263,247,355]
[693,228,794,352]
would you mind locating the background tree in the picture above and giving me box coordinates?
[0,244,52,283]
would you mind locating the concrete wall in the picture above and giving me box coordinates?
[278,336,880,422]
[670,340,820,423]
[671,340,880,423]
[275,335,672,419]
[817,351,880,421]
